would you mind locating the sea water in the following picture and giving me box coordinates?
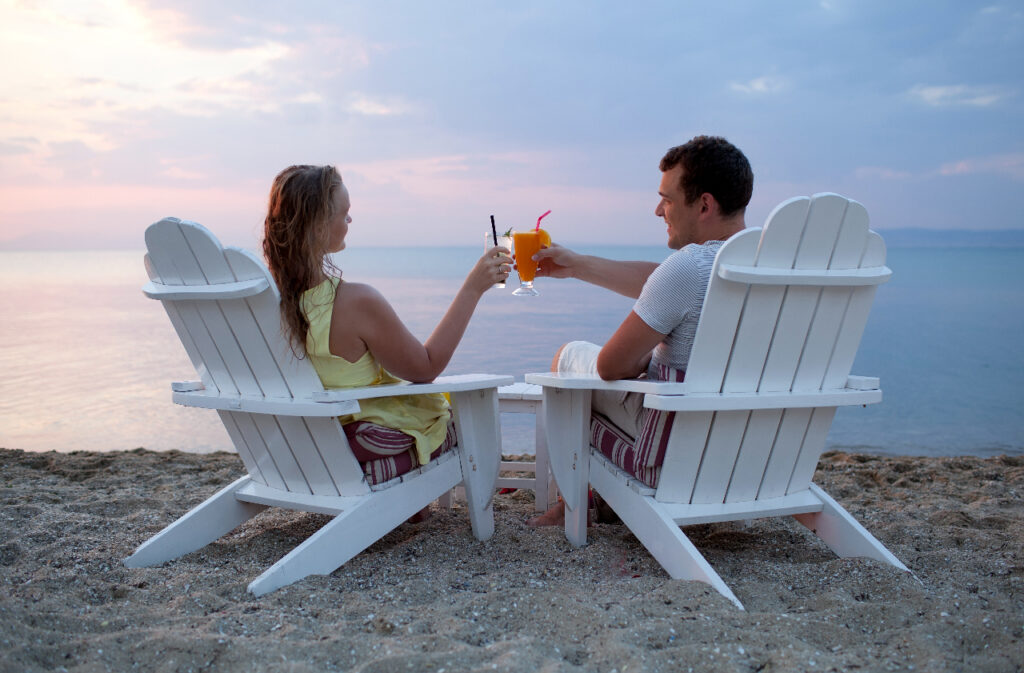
[1,244,1022,457]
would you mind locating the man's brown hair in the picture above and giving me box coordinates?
[660,136,753,217]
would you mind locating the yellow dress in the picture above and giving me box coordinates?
[301,277,451,465]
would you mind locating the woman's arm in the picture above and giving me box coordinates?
[330,247,511,383]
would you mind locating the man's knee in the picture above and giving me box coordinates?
[551,343,569,372]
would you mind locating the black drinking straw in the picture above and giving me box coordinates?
[490,215,498,246]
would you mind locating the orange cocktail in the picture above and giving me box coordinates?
[513,231,541,282]
[512,228,550,296]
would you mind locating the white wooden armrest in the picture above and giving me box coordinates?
[643,388,881,411]
[845,375,880,390]
[498,382,543,401]
[171,380,205,392]
[310,373,514,402]
[524,372,689,395]
[717,263,892,287]
[173,389,361,416]
[143,278,269,301]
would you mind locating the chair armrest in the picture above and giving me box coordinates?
[172,389,360,416]
[170,374,513,415]
[717,263,892,287]
[498,382,543,401]
[171,380,205,392]
[143,277,269,301]
[846,375,880,390]
[310,373,514,402]
[525,372,689,395]
[643,388,882,411]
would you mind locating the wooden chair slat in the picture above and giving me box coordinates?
[756,407,813,500]
[230,412,289,491]
[218,410,266,485]
[653,412,713,503]
[685,229,760,392]
[724,409,783,503]
[787,406,837,493]
[689,411,748,505]
[304,417,370,496]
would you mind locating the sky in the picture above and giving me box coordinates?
[1,0,1022,250]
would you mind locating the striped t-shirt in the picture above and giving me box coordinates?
[633,240,724,379]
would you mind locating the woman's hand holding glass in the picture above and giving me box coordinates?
[472,245,513,294]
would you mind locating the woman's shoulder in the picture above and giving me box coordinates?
[333,279,380,300]
[331,279,388,312]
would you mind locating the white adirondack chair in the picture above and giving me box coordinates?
[125,218,512,596]
[526,193,908,609]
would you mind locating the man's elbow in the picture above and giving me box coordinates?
[596,355,628,381]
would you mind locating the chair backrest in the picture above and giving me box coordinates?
[655,193,890,504]
[144,217,367,497]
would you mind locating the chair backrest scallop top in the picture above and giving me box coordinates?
[654,194,890,505]
[143,218,369,498]
[144,217,326,400]
[686,193,888,396]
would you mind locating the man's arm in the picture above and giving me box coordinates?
[596,311,666,380]
[532,244,658,299]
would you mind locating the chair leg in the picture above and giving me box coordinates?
[125,476,266,568]
[248,497,379,596]
[564,451,589,547]
[533,409,551,511]
[590,462,744,610]
[793,484,909,571]
[248,459,465,595]
[449,389,501,541]
[532,409,557,510]
[542,387,591,545]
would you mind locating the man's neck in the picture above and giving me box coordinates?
[699,214,746,244]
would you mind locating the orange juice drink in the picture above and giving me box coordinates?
[512,228,550,296]
[513,231,541,282]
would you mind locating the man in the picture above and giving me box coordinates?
[526,135,753,526]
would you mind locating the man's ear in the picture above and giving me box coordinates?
[699,192,719,216]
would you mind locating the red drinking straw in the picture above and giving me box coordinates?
[535,210,551,231]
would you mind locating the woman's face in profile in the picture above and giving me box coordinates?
[326,183,351,253]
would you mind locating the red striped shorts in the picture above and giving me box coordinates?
[589,364,686,489]
[343,416,457,486]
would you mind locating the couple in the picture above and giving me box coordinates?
[263,135,753,521]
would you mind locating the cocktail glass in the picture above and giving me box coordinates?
[485,232,512,289]
[512,230,541,296]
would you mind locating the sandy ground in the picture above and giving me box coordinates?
[0,448,1021,673]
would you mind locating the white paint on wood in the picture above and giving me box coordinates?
[524,193,906,609]
[128,218,508,595]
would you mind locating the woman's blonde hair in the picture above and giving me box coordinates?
[263,164,343,354]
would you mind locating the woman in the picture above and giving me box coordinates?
[263,164,511,491]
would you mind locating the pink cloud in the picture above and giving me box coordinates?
[938,154,1024,181]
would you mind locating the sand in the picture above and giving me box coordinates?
[0,448,1021,673]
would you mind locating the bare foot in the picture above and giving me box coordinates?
[526,501,565,527]
[407,506,432,524]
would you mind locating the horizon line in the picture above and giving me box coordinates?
[3,226,1024,253]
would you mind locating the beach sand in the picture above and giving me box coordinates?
[1,448,1021,672]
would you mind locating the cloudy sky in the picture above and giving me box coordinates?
[1,0,1021,250]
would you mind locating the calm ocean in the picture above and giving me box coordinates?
[1,242,1022,457]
